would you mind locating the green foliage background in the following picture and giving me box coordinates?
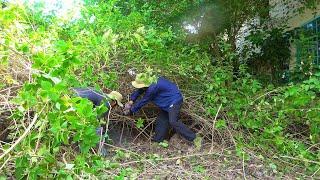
[0,0,319,178]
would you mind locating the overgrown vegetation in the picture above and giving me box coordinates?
[0,0,319,179]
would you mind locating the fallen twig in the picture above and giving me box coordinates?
[0,154,11,171]
[0,105,45,160]
[133,119,155,142]
[211,104,222,152]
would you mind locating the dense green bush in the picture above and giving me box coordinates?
[0,1,212,178]
[245,28,291,84]
[1,0,319,178]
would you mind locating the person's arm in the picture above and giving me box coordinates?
[130,85,157,113]
[130,88,145,102]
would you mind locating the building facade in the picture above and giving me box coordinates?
[270,0,320,71]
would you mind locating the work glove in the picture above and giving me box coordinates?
[123,101,133,115]
[123,109,132,116]
[124,101,133,110]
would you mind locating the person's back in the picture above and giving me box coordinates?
[72,88,106,107]
[71,87,123,156]
[151,77,183,111]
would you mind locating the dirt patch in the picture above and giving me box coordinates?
[0,115,10,142]
[105,111,278,179]
[105,132,278,179]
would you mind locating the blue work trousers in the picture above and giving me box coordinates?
[152,100,196,142]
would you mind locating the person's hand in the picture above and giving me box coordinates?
[125,101,133,108]
[124,101,132,111]
[124,102,132,110]
[123,109,132,116]
[123,101,133,115]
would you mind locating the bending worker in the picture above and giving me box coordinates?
[72,88,123,156]
[124,71,201,146]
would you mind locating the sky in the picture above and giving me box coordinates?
[8,0,83,20]
[8,0,198,33]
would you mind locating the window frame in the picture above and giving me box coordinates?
[296,16,320,67]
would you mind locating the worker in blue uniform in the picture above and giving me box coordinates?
[124,72,201,147]
[72,88,123,156]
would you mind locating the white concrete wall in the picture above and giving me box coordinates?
[270,0,320,29]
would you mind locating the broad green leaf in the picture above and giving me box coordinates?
[135,118,144,128]
[40,80,52,90]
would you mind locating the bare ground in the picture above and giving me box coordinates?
[104,116,280,180]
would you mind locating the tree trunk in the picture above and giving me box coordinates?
[229,30,240,79]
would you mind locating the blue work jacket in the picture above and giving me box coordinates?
[130,77,183,113]
[72,88,110,117]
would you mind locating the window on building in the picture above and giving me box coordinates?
[296,16,320,67]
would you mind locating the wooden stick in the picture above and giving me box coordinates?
[211,104,222,152]
[0,154,11,171]
[133,119,155,142]
[279,155,320,165]
[98,102,112,153]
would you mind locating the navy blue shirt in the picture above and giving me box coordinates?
[130,77,183,112]
[72,88,110,117]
